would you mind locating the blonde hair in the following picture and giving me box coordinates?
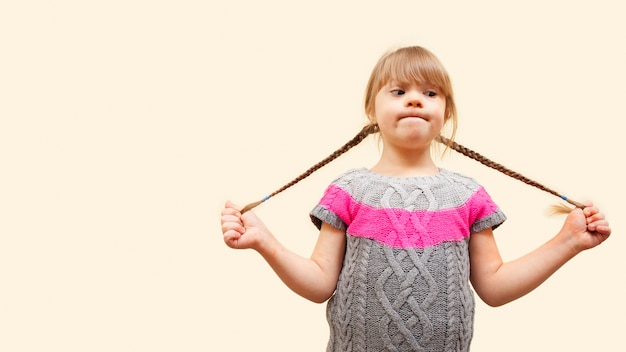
[239,47,583,214]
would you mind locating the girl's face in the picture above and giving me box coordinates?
[371,80,446,151]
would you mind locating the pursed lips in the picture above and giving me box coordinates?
[399,115,427,121]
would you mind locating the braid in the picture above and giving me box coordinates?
[239,125,583,214]
[240,124,379,213]
[436,135,585,210]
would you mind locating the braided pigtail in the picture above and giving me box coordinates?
[240,124,379,213]
[240,125,583,215]
[436,135,585,214]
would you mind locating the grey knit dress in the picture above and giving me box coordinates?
[310,168,506,352]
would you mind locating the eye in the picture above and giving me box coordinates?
[391,89,405,96]
[425,90,438,97]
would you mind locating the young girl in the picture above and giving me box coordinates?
[220,46,611,351]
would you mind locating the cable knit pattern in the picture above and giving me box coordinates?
[310,168,506,352]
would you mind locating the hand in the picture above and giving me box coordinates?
[220,200,271,250]
[561,202,611,253]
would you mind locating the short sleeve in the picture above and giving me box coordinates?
[309,182,352,231]
[468,187,507,234]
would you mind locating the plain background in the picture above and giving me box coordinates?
[1,1,624,351]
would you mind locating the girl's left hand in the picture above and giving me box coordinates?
[562,202,611,253]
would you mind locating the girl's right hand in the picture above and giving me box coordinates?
[220,200,269,250]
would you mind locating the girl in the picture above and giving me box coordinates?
[220,46,611,351]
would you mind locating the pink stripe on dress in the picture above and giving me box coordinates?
[319,185,498,249]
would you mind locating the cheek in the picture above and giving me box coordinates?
[436,101,447,119]
[370,97,385,123]
[366,104,376,122]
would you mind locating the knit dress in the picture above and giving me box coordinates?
[310,168,506,352]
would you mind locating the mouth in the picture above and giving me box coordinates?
[400,115,427,121]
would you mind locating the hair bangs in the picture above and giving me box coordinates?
[381,49,452,97]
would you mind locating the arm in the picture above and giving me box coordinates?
[469,202,611,307]
[221,201,346,303]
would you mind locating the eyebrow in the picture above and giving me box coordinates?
[387,80,441,91]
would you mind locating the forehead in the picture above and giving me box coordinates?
[384,79,439,90]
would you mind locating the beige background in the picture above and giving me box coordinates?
[1,1,624,351]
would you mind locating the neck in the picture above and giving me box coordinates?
[370,147,439,177]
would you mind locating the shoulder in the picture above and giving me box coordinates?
[327,168,374,190]
[436,169,502,211]
[440,169,485,191]
[331,168,371,182]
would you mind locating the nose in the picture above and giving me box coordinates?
[404,92,422,108]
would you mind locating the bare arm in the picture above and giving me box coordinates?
[221,201,346,303]
[469,202,611,307]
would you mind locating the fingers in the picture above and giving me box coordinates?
[587,218,611,235]
[221,215,244,235]
[583,202,611,236]
[221,200,245,238]
[224,200,242,212]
